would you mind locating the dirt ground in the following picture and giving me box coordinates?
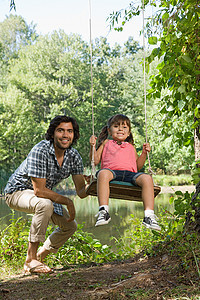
[0,185,198,300]
[0,254,199,300]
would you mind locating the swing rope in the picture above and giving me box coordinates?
[142,0,155,176]
[89,0,96,179]
[89,0,155,179]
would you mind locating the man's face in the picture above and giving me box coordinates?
[53,122,74,150]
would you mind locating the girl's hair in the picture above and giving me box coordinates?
[97,114,134,149]
[45,115,80,145]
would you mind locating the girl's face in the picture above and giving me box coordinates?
[108,120,130,142]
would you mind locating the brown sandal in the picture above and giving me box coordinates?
[24,260,53,274]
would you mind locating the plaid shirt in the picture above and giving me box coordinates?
[4,140,84,215]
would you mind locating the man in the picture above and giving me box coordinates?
[4,115,88,274]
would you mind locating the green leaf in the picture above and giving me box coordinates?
[166,105,175,111]
[178,100,185,111]
[162,12,169,22]
[191,120,200,129]
[168,77,175,87]
[169,196,174,205]
[148,36,158,45]
[178,85,186,94]
[184,139,192,146]
[181,55,192,64]
[175,191,183,196]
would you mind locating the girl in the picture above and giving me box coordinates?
[89,114,161,231]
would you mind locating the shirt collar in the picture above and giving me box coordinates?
[112,140,127,148]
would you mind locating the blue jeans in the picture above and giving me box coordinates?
[96,169,143,186]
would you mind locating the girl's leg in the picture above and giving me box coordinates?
[95,169,114,226]
[97,169,114,207]
[135,174,161,231]
[135,174,154,210]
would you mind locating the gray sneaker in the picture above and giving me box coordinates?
[142,215,161,231]
[95,208,111,226]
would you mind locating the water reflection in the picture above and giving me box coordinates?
[0,193,173,247]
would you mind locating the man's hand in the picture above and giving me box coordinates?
[65,198,75,222]
[72,174,88,198]
[31,177,76,221]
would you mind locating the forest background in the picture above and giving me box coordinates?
[0,13,194,191]
[0,2,199,298]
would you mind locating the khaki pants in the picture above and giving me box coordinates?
[5,190,77,253]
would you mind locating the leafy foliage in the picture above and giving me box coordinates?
[45,224,117,267]
[0,214,29,268]
[0,216,117,273]
[108,0,199,150]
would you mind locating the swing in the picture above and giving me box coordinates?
[86,0,161,202]
[86,179,161,201]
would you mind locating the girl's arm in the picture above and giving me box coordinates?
[89,135,107,165]
[135,143,151,171]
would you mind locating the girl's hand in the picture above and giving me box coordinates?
[83,175,91,184]
[142,143,151,154]
[90,135,97,146]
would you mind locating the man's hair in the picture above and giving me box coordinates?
[45,115,80,145]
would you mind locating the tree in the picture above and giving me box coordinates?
[0,15,37,90]
[0,15,37,60]
[109,0,200,232]
[0,86,44,189]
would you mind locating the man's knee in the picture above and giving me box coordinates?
[35,198,54,217]
[63,220,77,234]
[71,220,78,234]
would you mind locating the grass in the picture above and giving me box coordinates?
[153,174,193,186]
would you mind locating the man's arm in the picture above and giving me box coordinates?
[72,174,88,198]
[31,177,75,222]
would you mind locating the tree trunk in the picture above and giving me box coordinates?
[193,120,200,232]
[185,117,200,233]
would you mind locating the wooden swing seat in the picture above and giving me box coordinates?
[86,179,161,202]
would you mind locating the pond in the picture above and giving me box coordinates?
[0,192,173,247]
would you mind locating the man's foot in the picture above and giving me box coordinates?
[24,259,53,274]
[142,215,161,231]
[95,208,111,226]
[37,246,50,262]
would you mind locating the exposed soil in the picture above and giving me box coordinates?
[0,254,199,300]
